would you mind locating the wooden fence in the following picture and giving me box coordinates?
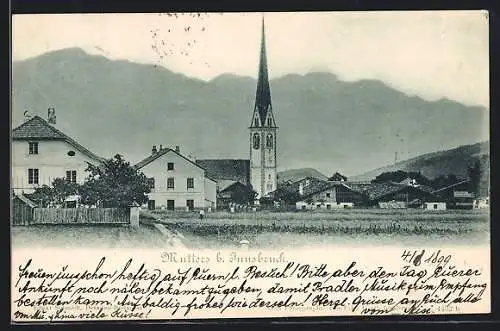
[12,201,34,226]
[12,207,131,226]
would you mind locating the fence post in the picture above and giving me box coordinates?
[129,203,140,228]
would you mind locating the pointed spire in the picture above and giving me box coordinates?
[254,15,272,126]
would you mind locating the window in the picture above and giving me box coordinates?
[148,200,156,210]
[326,193,331,198]
[148,178,155,189]
[253,133,260,150]
[186,199,194,211]
[167,177,175,189]
[187,178,194,189]
[254,118,259,127]
[267,183,273,191]
[167,200,175,211]
[66,170,77,183]
[266,134,273,148]
[167,162,174,171]
[28,142,38,155]
[267,118,272,126]
[67,150,76,156]
[434,204,438,210]
[28,168,39,184]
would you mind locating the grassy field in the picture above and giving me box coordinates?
[146,208,489,248]
[11,209,489,249]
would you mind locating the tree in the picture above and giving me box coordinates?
[29,185,55,207]
[80,154,151,208]
[29,177,79,207]
[467,160,481,196]
[429,174,458,190]
[51,178,79,205]
[372,170,430,185]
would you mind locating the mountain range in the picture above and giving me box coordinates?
[12,48,489,176]
[351,141,490,181]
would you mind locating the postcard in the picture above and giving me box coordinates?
[10,11,490,322]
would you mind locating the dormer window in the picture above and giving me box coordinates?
[28,142,38,155]
[267,117,272,126]
[254,118,259,127]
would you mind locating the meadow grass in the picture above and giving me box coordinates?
[147,208,489,237]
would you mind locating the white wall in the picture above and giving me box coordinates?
[11,140,98,194]
[204,178,217,209]
[139,151,211,210]
[250,127,277,198]
[423,202,447,210]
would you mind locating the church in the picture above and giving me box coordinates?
[196,17,278,205]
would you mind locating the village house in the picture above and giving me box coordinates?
[134,145,217,211]
[268,176,327,205]
[473,197,489,209]
[217,181,256,210]
[267,176,364,210]
[11,111,104,194]
[328,172,348,182]
[195,159,255,209]
[432,179,476,210]
[294,182,365,210]
[422,202,447,211]
[364,181,439,209]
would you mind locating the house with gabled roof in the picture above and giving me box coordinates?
[134,145,217,211]
[11,113,104,194]
[364,181,439,208]
[328,172,348,182]
[267,176,364,209]
[432,179,475,209]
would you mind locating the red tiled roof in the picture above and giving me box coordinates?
[12,116,104,162]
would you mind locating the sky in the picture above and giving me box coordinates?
[12,11,489,107]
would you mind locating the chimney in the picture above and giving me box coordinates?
[175,146,180,153]
[152,145,157,154]
[48,108,56,124]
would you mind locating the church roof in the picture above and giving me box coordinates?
[253,17,273,125]
[195,159,250,185]
[12,116,104,162]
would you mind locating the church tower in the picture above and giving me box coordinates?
[249,17,277,200]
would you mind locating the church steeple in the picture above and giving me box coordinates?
[249,15,278,200]
[252,16,273,127]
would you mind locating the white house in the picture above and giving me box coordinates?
[134,145,217,211]
[11,115,104,194]
[423,202,447,211]
[473,197,489,209]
